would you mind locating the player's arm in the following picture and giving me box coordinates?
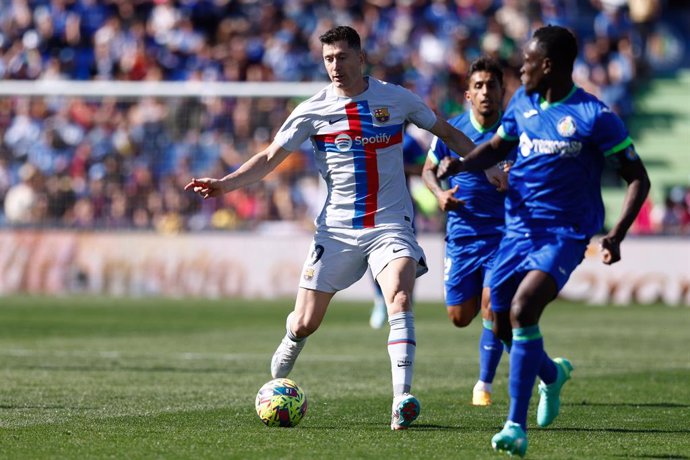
[430,120,509,191]
[184,140,292,199]
[428,118,476,157]
[600,146,651,265]
[422,155,464,212]
[437,133,516,180]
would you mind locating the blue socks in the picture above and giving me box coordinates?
[508,325,556,430]
[479,319,504,384]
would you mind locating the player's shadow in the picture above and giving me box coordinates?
[545,427,690,435]
[611,455,689,459]
[566,402,690,408]
[404,423,465,431]
[308,422,460,431]
[0,404,97,409]
[4,364,229,374]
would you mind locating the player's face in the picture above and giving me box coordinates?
[465,70,502,117]
[322,41,365,96]
[520,39,548,94]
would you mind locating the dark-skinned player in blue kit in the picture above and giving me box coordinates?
[422,56,515,407]
[438,25,650,457]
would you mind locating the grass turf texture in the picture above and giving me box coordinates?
[0,297,687,459]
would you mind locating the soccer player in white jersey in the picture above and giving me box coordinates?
[185,25,507,430]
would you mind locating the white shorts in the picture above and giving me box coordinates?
[298,224,428,293]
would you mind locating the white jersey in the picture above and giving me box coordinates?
[275,77,437,229]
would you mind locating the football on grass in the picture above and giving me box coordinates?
[255,378,308,427]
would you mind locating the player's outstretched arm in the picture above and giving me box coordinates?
[600,147,651,265]
[184,142,292,199]
[429,118,476,158]
[437,133,514,180]
[421,156,464,212]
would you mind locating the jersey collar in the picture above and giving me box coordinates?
[539,85,578,110]
[470,110,502,134]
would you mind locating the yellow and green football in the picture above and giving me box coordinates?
[255,378,308,427]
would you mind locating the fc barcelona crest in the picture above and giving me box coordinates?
[373,107,390,123]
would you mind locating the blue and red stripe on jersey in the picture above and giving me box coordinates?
[314,101,403,228]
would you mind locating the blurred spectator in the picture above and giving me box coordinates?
[4,162,43,224]
[650,186,690,235]
[0,0,678,234]
[627,0,662,77]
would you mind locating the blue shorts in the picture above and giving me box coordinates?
[489,233,588,313]
[444,235,502,307]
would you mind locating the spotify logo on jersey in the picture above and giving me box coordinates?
[335,133,353,151]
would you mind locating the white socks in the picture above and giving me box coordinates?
[474,380,493,393]
[387,311,416,396]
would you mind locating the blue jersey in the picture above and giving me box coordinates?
[428,111,514,238]
[403,132,427,171]
[498,86,632,239]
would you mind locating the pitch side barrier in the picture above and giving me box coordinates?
[0,231,687,306]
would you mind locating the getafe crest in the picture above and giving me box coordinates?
[373,107,390,123]
[557,116,577,137]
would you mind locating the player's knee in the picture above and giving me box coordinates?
[388,289,412,314]
[509,300,538,327]
[447,306,473,328]
[492,311,512,343]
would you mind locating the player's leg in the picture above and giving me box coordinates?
[273,228,366,379]
[473,287,504,406]
[377,256,421,430]
[271,288,334,378]
[446,290,501,407]
[446,297,479,328]
[377,256,417,392]
[490,270,554,457]
[511,236,586,429]
[369,275,387,329]
[504,269,558,431]
[444,240,482,329]
[367,224,427,429]
[488,236,537,456]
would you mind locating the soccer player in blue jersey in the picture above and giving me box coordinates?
[438,25,650,456]
[422,56,515,407]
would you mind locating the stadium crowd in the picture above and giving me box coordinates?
[0,0,687,235]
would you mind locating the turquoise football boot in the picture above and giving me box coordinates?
[537,357,574,427]
[491,421,528,457]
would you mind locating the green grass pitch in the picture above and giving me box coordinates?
[0,296,687,459]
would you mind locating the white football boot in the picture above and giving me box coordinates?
[270,313,307,378]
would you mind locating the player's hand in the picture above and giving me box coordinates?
[436,185,465,211]
[436,157,461,180]
[484,166,508,192]
[599,234,621,265]
[184,177,225,199]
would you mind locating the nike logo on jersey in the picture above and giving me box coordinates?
[523,109,538,118]
[329,116,345,125]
